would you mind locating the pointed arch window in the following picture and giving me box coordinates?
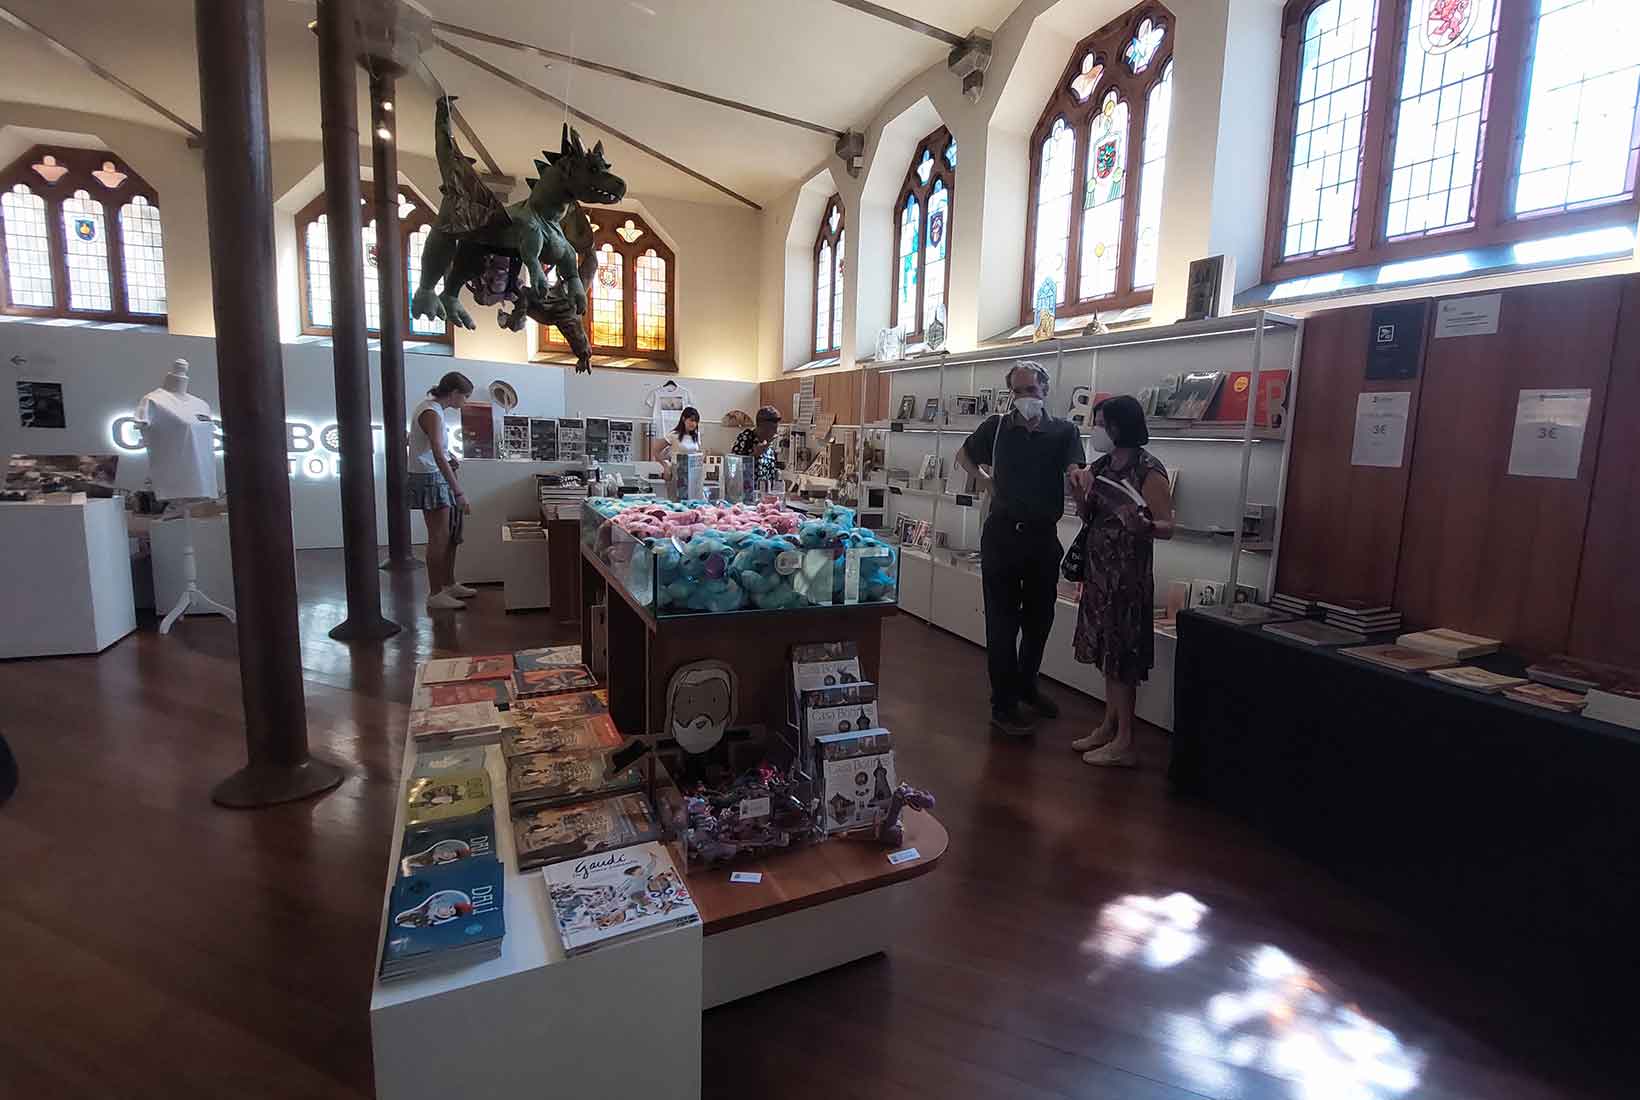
[0,145,166,322]
[539,208,675,360]
[296,184,452,346]
[814,194,845,355]
[892,126,956,339]
[1023,3,1174,323]
[1266,0,1640,281]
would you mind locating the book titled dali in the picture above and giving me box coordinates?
[514,645,586,673]
[381,859,505,980]
[408,701,502,743]
[510,689,610,722]
[405,748,493,825]
[400,816,497,878]
[512,793,659,871]
[510,664,598,699]
[507,750,643,809]
[501,713,623,759]
[542,841,698,956]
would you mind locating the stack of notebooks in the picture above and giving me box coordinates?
[1318,600,1401,636]
[1522,657,1640,727]
[381,748,506,981]
[505,520,545,541]
[542,841,699,957]
[1269,592,1320,618]
[536,476,586,520]
[791,642,897,834]
[1396,628,1501,660]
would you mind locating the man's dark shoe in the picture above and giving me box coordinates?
[1021,693,1060,720]
[990,703,1037,736]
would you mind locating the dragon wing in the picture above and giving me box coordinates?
[432,96,508,236]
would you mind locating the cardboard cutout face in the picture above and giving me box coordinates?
[665,660,737,754]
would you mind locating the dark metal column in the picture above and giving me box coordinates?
[318,0,399,640]
[195,0,344,807]
[370,70,416,572]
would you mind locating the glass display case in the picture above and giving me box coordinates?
[581,497,900,616]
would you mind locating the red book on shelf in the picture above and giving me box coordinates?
[1206,370,1290,429]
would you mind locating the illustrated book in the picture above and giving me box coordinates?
[1504,682,1588,713]
[381,859,505,981]
[399,815,497,878]
[1262,620,1368,647]
[510,665,599,699]
[514,645,585,673]
[506,751,643,809]
[408,701,502,743]
[405,748,493,826]
[500,713,624,759]
[413,679,510,710]
[1166,371,1226,420]
[419,654,516,685]
[510,689,610,722]
[543,841,697,956]
[800,682,880,740]
[819,747,897,833]
[512,793,659,871]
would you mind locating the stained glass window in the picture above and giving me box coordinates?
[119,196,166,315]
[915,151,934,185]
[406,224,446,337]
[61,190,113,312]
[1033,118,1077,307]
[304,215,333,328]
[923,181,950,328]
[814,194,845,355]
[945,140,958,169]
[635,249,667,350]
[2,184,54,308]
[591,243,624,347]
[361,219,382,332]
[832,230,845,352]
[1283,0,1377,259]
[1133,62,1173,290]
[815,242,833,355]
[1513,0,1640,217]
[1383,0,1500,239]
[896,195,919,328]
[1024,4,1173,321]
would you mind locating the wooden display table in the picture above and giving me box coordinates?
[541,507,581,625]
[579,544,898,737]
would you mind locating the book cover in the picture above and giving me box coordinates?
[1397,628,1501,658]
[801,683,880,738]
[815,727,895,763]
[1526,656,1630,693]
[542,841,698,956]
[419,657,473,685]
[1504,682,1588,713]
[501,713,624,758]
[415,680,510,710]
[382,859,505,977]
[820,749,897,833]
[506,751,642,808]
[408,701,502,742]
[511,689,610,722]
[399,815,497,877]
[1341,645,1458,673]
[514,645,585,673]
[465,655,516,681]
[512,793,658,870]
[405,747,492,825]
[1191,578,1228,608]
[791,641,864,690]
[1205,369,1291,429]
[896,395,917,421]
[1426,666,1527,693]
[1262,621,1368,647]
[511,665,599,699]
[1166,371,1225,420]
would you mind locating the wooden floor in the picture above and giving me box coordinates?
[0,549,1621,1099]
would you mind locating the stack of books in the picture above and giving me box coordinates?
[382,748,506,981]
[542,841,699,957]
[1525,656,1610,692]
[536,475,587,520]
[510,663,598,700]
[505,520,545,540]
[1318,600,1402,635]
[1340,644,1457,673]
[1425,667,1527,694]
[420,654,516,685]
[1526,657,1640,729]
[1269,592,1319,618]
[408,700,503,747]
[1397,628,1501,660]
[1504,682,1588,714]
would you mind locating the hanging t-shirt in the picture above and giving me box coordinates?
[645,383,696,441]
[136,387,219,500]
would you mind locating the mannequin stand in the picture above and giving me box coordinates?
[159,503,237,634]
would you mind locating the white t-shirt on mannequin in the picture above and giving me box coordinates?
[136,388,219,500]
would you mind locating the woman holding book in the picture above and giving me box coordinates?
[1069,395,1174,766]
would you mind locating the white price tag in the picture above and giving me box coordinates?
[886,847,921,866]
[1507,388,1590,480]
[738,796,771,820]
[729,871,763,884]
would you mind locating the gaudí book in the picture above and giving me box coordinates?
[542,841,698,956]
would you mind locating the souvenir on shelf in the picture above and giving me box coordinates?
[404,748,493,827]
[1425,666,1528,694]
[514,645,585,673]
[408,701,504,746]
[381,859,506,981]
[510,688,610,721]
[412,679,510,710]
[511,793,659,871]
[510,664,599,699]
[1340,644,1458,673]
[501,712,624,758]
[399,815,497,878]
[543,841,699,956]
[506,750,643,809]
[681,762,820,869]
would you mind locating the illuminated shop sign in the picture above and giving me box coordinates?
[106,416,461,480]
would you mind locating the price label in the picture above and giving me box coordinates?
[887,847,921,865]
[1508,388,1589,480]
[729,871,763,884]
[1349,391,1411,468]
[739,796,771,820]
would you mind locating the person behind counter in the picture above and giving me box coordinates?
[732,405,782,490]
[651,406,701,479]
[408,371,475,612]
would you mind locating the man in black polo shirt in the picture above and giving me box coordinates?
[955,362,1087,734]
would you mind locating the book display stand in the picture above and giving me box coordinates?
[860,312,1303,730]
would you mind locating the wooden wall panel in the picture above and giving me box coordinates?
[1568,274,1640,666]
[1394,279,1620,656]
[759,369,882,424]
[758,378,800,418]
[1273,302,1428,606]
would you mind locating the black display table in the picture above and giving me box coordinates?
[1170,609,1640,1020]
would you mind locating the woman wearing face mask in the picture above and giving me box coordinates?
[651,406,701,480]
[1068,394,1174,766]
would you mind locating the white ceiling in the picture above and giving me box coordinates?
[0,0,1024,208]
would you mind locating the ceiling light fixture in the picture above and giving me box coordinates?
[376,126,393,141]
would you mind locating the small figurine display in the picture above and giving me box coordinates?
[682,761,819,868]
[876,784,936,849]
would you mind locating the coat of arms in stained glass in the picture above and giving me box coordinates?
[1420,0,1476,55]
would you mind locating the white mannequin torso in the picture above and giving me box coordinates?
[136,386,218,501]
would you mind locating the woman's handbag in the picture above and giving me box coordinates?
[1060,514,1090,582]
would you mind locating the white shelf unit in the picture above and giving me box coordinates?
[862,312,1304,731]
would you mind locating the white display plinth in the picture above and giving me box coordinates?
[150,511,235,620]
[498,526,550,612]
[0,496,136,658]
[370,741,702,1100]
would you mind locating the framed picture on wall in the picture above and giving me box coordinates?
[896,395,917,421]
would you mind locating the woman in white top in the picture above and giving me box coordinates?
[650,406,701,479]
[408,371,474,611]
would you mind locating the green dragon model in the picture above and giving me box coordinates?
[411,96,626,373]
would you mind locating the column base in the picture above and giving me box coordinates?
[329,614,402,641]
[211,756,345,808]
[380,555,423,573]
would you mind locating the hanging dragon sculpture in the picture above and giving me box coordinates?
[411,96,626,373]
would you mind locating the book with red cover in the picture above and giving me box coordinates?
[417,680,510,710]
[465,654,516,681]
[510,689,610,721]
[1205,370,1291,429]
[511,665,599,699]
[501,713,623,758]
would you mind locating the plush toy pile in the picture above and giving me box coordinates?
[586,496,898,613]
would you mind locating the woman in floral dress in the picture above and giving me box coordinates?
[1071,395,1174,766]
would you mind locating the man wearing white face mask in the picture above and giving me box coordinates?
[955,362,1086,735]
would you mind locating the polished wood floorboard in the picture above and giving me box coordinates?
[0,550,1619,1099]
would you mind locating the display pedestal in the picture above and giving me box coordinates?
[0,497,136,658]
[151,505,236,632]
[498,525,549,612]
[544,513,581,626]
[579,545,898,736]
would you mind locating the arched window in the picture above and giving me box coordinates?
[540,210,676,361]
[0,146,166,322]
[1023,3,1174,323]
[892,126,957,339]
[1266,0,1640,281]
[295,184,451,345]
[814,195,845,356]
